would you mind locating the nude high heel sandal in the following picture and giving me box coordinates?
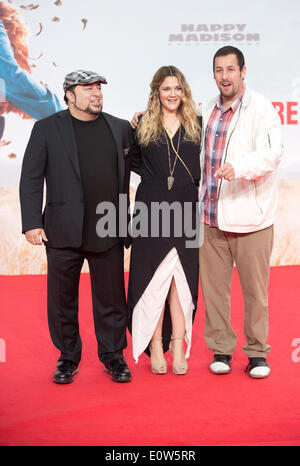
[169,336,188,375]
[149,338,167,374]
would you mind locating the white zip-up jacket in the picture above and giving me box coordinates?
[199,87,283,233]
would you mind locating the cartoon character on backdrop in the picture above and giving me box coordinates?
[0,1,63,142]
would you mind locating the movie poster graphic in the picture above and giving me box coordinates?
[0,0,299,274]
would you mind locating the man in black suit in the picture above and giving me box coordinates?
[20,70,132,384]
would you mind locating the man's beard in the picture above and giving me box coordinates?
[74,101,102,115]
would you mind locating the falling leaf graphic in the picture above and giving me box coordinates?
[29,52,43,60]
[81,18,88,30]
[20,4,39,10]
[36,23,43,36]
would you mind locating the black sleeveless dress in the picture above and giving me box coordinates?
[127,120,201,360]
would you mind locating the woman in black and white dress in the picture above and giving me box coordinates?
[128,66,201,375]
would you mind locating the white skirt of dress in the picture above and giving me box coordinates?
[132,247,194,363]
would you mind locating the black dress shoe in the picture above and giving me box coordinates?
[104,356,132,383]
[53,360,79,384]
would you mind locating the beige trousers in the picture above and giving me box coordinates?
[199,224,274,358]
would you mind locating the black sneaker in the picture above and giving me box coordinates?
[245,357,271,379]
[210,354,232,374]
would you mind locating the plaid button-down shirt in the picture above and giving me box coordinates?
[200,88,245,227]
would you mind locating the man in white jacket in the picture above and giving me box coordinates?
[199,46,283,378]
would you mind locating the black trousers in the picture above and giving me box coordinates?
[46,242,128,364]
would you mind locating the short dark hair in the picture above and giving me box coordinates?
[64,85,76,104]
[213,46,245,71]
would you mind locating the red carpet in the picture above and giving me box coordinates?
[0,267,300,446]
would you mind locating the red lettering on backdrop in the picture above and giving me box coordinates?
[287,102,298,124]
[273,102,284,124]
[272,102,298,125]
[198,101,298,125]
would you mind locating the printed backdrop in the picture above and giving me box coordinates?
[0,0,299,274]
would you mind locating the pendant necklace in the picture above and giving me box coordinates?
[164,125,181,190]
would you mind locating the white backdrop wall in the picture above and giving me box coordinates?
[0,0,299,274]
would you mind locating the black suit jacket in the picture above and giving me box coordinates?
[19,109,132,248]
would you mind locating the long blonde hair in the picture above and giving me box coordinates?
[137,66,201,146]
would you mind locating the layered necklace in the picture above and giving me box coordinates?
[163,124,194,190]
[163,125,181,190]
